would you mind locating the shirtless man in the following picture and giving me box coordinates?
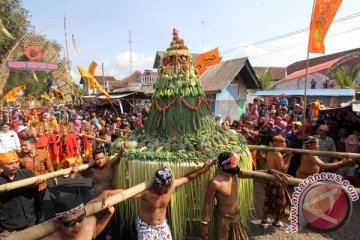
[296,136,350,179]
[39,189,114,240]
[261,135,293,230]
[94,161,213,239]
[200,152,289,239]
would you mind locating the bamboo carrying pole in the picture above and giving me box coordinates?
[5,179,154,240]
[0,163,94,193]
[81,134,360,159]
[239,169,360,195]
[247,145,360,160]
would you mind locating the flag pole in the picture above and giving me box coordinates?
[101,62,119,117]
[302,0,317,148]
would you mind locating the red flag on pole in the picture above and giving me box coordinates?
[308,0,342,54]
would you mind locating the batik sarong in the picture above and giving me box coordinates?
[136,217,172,240]
[213,207,249,240]
[263,181,291,220]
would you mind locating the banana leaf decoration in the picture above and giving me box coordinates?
[3,85,26,102]
[72,33,80,54]
[0,18,15,40]
[110,30,253,239]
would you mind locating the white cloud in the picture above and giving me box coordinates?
[114,51,154,78]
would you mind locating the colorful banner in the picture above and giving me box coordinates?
[194,48,220,76]
[6,61,60,71]
[308,0,342,54]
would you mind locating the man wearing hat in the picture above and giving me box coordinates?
[296,136,350,179]
[316,125,336,163]
[40,188,114,240]
[93,161,213,239]
[0,151,45,237]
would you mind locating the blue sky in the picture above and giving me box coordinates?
[23,0,360,82]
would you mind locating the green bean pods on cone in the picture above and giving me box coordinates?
[111,29,253,239]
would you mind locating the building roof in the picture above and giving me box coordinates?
[282,57,342,82]
[287,48,360,74]
[109,72,139,92]
[253,66,286,81]
[200,58,260,93]
[254,89,355,97]
[80,75,117,85]
[153,51,200,69]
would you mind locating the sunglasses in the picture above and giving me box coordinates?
[61,213,86,228]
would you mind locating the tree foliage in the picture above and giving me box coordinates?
[332,64,360,90]
[256,68,277,90]
[0,0,30,60]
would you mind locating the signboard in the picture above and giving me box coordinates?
[6,61,60,71]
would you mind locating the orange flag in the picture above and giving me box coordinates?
[77,61,111,99]
[3,85,26,102]
[40,92,51,102]
[52,88,65,100]
[194,48,221,76]
[308,0,342,54]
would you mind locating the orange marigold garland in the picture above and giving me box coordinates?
[155,96,177,112]
[180,96,201,111]
[203,98,210,111]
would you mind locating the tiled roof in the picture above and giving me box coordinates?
[287,48,360,74]
[253,67,286,81]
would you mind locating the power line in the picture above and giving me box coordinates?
[220,12,360,55]
[246,26,360,60]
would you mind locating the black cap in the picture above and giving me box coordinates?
[50,187,84,218]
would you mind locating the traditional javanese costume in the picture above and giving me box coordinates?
[48,131,60,169]
[59,131,82,168]
[213,207,249,240]
[263,181,291,221]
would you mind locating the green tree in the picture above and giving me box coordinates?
[256,68,278,90]
[332,64,360,90]
[0,0,30,59]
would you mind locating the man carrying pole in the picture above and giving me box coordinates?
[93,160,213,240]
[200,152,290,239]
[38,188,114,240]
[296,136,351,179]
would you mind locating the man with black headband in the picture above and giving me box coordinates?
[200,152,289,240]
[93,161,213,239]
[296,136,350,179]
[39,188,114,240]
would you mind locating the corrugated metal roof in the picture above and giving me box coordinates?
[254,89,355,97]
[200,58,260,92]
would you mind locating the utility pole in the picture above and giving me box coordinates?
[128,30,133,73]
[102,62,105,91]
[63,13,70,75]
[201,20,205,49]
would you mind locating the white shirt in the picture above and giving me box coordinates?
[0,130,21,152]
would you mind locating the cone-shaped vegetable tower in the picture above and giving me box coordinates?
[112,29,253,240]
